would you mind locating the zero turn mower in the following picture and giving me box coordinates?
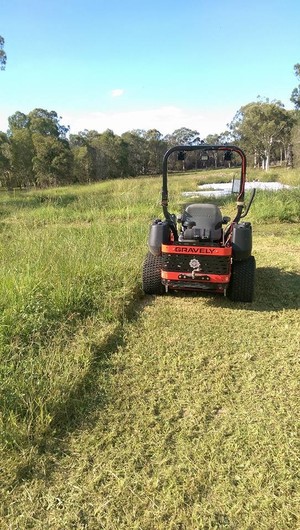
[142,144,256,302]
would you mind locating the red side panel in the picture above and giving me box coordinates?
[161,271,230,283]
[161,244,232,256]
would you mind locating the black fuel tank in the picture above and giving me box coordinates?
[232,222,252,260]
[148,220,170,256]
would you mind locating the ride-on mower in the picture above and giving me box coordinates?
[142,144,256,302]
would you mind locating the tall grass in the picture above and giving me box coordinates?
[248,167,300,186]
[0,172,299,529]
[193,166,300,186]
[0,179,159,453]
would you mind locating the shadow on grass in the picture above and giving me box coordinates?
[247,267,299,311]
[162,267,300,312]
[206,267,300,312]
[13,288,155,484]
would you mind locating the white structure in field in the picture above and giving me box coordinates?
[182,181,293,198]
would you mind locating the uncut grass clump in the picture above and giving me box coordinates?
[0,178,161,458]
[249,188,300,223]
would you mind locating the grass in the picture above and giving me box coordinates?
[189,166,300,187]
[0,168,299,529]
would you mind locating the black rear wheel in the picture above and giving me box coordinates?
[228,256,256,302]
[142,252,164,295]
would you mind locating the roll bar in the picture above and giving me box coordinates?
[161,144,247,224]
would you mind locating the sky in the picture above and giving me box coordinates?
[1,0,300,138]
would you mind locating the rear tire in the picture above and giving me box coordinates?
[228,256,256,302]
[142,252,164,295]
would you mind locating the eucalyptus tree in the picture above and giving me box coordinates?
[291,111,300,167]
[69,128,132,182]
[143,129,167,174]
[69,131,97,183]
[28,108,69,138]
[6,112,33,187]
[203,134,221,168]
[0,132,10,186]
[290,64,300,166]
[121,130,149,176]
[291,63,300,110]
[10,129,35,187]
[165,127,200,146]
[32,134,73,186]
[7,109,72,187]
[229,100,294,170]
[29,109,72,186]
[0,36,7,70]
[164,128,201,171]
[8,112,29,132]
[204,134,221,144]
[88,129,129,180]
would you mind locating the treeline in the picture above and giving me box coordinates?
[0,100,300,189]
[0,111,207,188]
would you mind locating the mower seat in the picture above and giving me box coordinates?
[181,203,223,241]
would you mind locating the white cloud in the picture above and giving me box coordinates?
[111,88,124,97]
[0,105,236,138]
[61,105,235,137]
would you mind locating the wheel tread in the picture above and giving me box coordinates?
[142,252,164,295]
[228,256,256,302]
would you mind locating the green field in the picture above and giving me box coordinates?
[0,169,299,529]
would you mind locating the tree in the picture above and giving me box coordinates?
[8,109,70,139]
[290,63,300,110]
[0,132,10,186]
[7,109,72,187]
[143,129,167,174]
[10,129,34,187]
[165,127,200,146]
[121,130,149,176]
[229,100,294,170]
[28,108,69,138]
[72,145,93,183]
[32,134,73,186]
[203,134,222,168]
[69,131,97,182]
[291,111,300,167]
[0,36,7,70]
[88,129,116,180]
[204,134,221,144]
[8,111,30,133]
[164,128,201,171]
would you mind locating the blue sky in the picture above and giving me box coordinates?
[1,0,300,137]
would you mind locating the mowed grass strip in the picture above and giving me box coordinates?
[0,169,299,528]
